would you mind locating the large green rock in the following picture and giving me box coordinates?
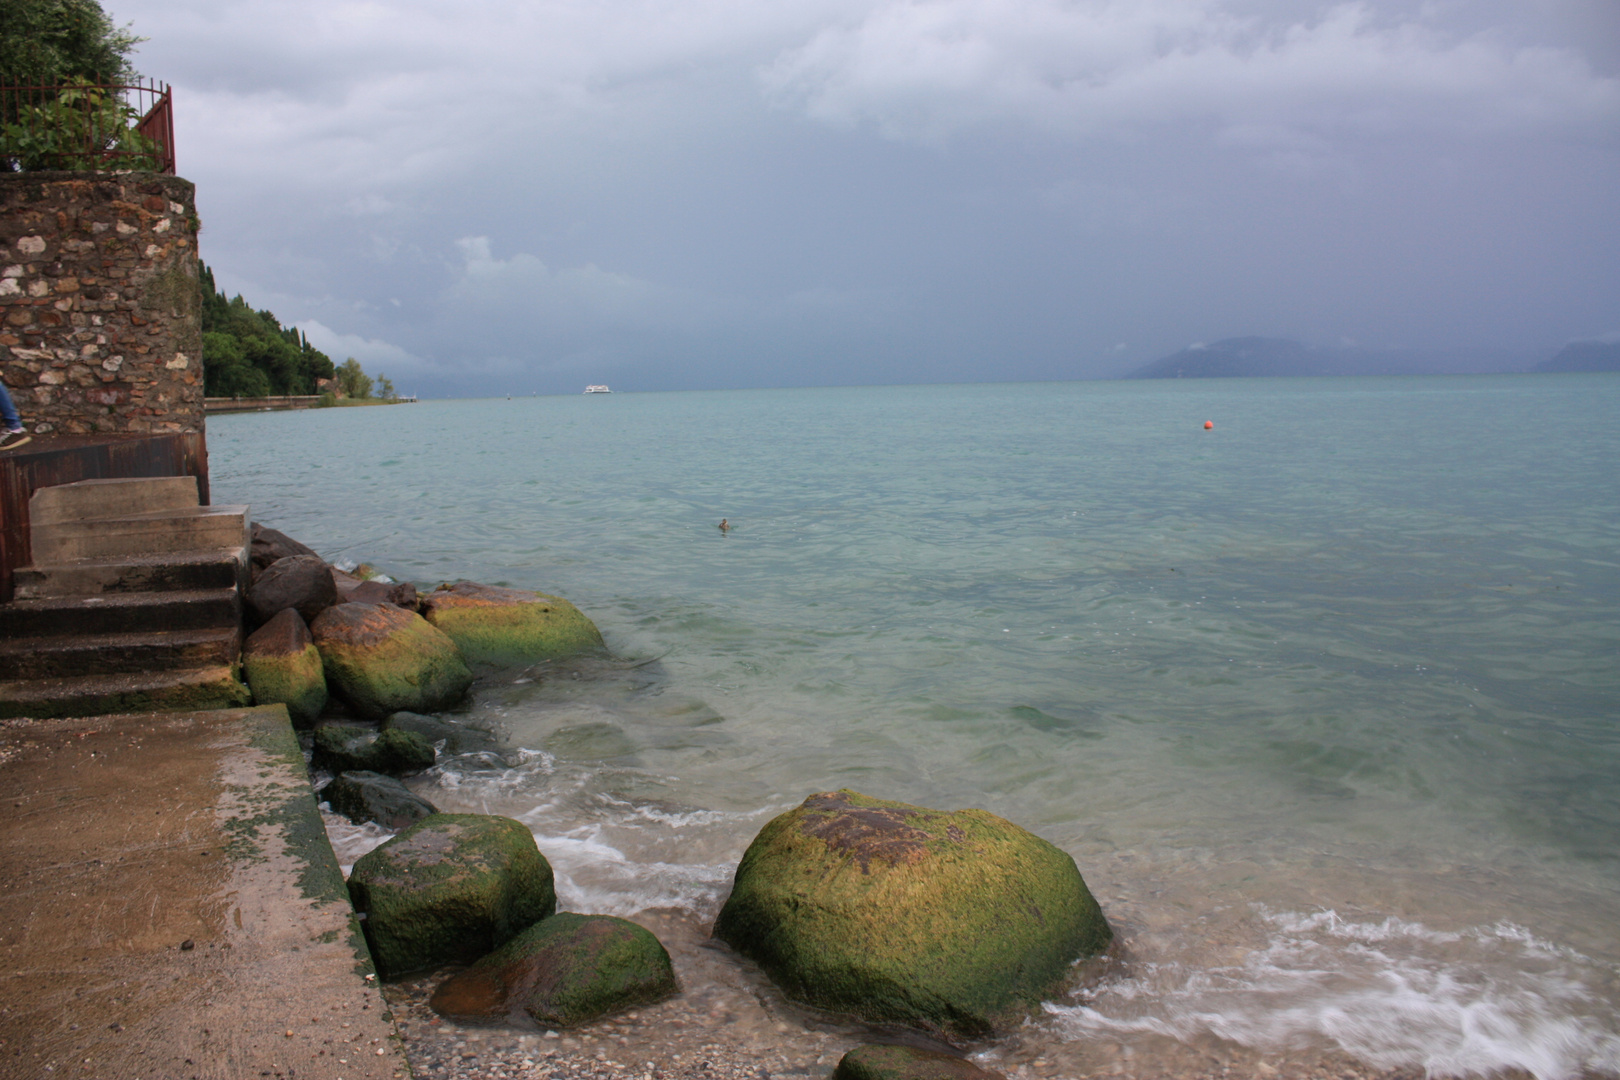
[834,1045,1004,1080]
[713,790,1112,1039]
[420,581,604,667]
[429,913,677,1027]
[312,724,436,776]
[243,608,328,728]
[311,602,473,719]
[347,813,557,978]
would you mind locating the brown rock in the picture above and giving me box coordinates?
[248,554,339,627]
[249,522,320,572]
[347,579,420,610]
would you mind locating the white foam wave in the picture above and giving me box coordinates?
[1045,908,1620,1080]
[427,747,555,794]
[535,824,732,919]
[321,806,395,875]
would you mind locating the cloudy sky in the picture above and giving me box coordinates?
[114,0,1619,395]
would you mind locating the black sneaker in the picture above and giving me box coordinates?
[0,429,31,450]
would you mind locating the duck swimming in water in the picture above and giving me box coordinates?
[718,518,731,532]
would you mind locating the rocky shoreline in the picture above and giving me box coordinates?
[251,523,1450,1080]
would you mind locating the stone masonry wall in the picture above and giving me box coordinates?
[0,172,203,434]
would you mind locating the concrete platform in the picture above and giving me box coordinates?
[0,705,410,1080]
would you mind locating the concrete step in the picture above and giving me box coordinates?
[12,548,248,599]
[0,587,240,639]
[28,475,200,526]
[30,504,250,564]
[0,664,252,719]
[0,626,241,680]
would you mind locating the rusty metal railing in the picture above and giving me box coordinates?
[0,80,174,174]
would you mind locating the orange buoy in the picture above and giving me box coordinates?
[1203,420,1214,430]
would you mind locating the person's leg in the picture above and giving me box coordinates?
[0,380,21,431]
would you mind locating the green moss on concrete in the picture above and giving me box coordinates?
[244,641,327,729]
[0,667,253,720]
[713,790,1112,1039]
[347,813,556,978]
[430,912,677,1027]
[422,583,605,667]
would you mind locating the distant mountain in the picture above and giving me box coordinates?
[1123,337,1326,379]
[1124,337,1533,379]
[1536,341,1620,373]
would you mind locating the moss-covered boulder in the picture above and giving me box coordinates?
[242,608,328,728]
[321,770,439,829]
[429,913,677,1027]
[713,790,1112,1039]
[421,581,604,667]
[311,602,473,719]
[348,813,557,978]
[834,1045,1004,1080]
[384,710,501,757]
[312,724,436,776]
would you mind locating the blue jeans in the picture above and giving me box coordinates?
[0,379,21,430]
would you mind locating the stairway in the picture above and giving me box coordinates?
[0,477,254,719]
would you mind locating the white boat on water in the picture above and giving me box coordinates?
[584,385,612,394]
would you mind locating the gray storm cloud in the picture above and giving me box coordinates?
[116,0,1619,394]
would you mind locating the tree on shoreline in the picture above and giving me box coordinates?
[336,357,373,400]
[200,261,336,397]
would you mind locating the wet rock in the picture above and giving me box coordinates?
[321,770,439,829]
[312,724,436,776]
[420,581,604,667]
[348,813,557,978]
[712,789,1112,1039]
[834,1045,1004,1080]
[311,602,473,719]
[250,522,320,573]
[429,912,677,1028]
[348,579,421,610]
[248,554,339,626]
[241,608,327,728]
[384,711,501,756]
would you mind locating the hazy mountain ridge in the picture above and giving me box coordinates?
[1536,341,1620,373]
[1125,336,1613,379]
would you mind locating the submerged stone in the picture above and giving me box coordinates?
[384,711,500,756]
[420,581,604,667]
[429,913,677,1028]
[321,770,438,829]
[242,607,327,728]
[713,790,1112,1039]
[312,724,435,776]
[311,602,473,719]
[833,1045,1004,1080]
[348,813,556,978]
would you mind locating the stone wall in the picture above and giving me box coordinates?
[0,172,203,435]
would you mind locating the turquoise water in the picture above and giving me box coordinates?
[211,375,1620,1078]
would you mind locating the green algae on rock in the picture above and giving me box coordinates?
[348,813,557,978]
[420,581,604,667]
[312,724,436,776]
[242,607,328,728]
[833,1045,1005,1080]
[429,912,677,1028]
[712,790,1112,1039]
[311,602,473,719]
